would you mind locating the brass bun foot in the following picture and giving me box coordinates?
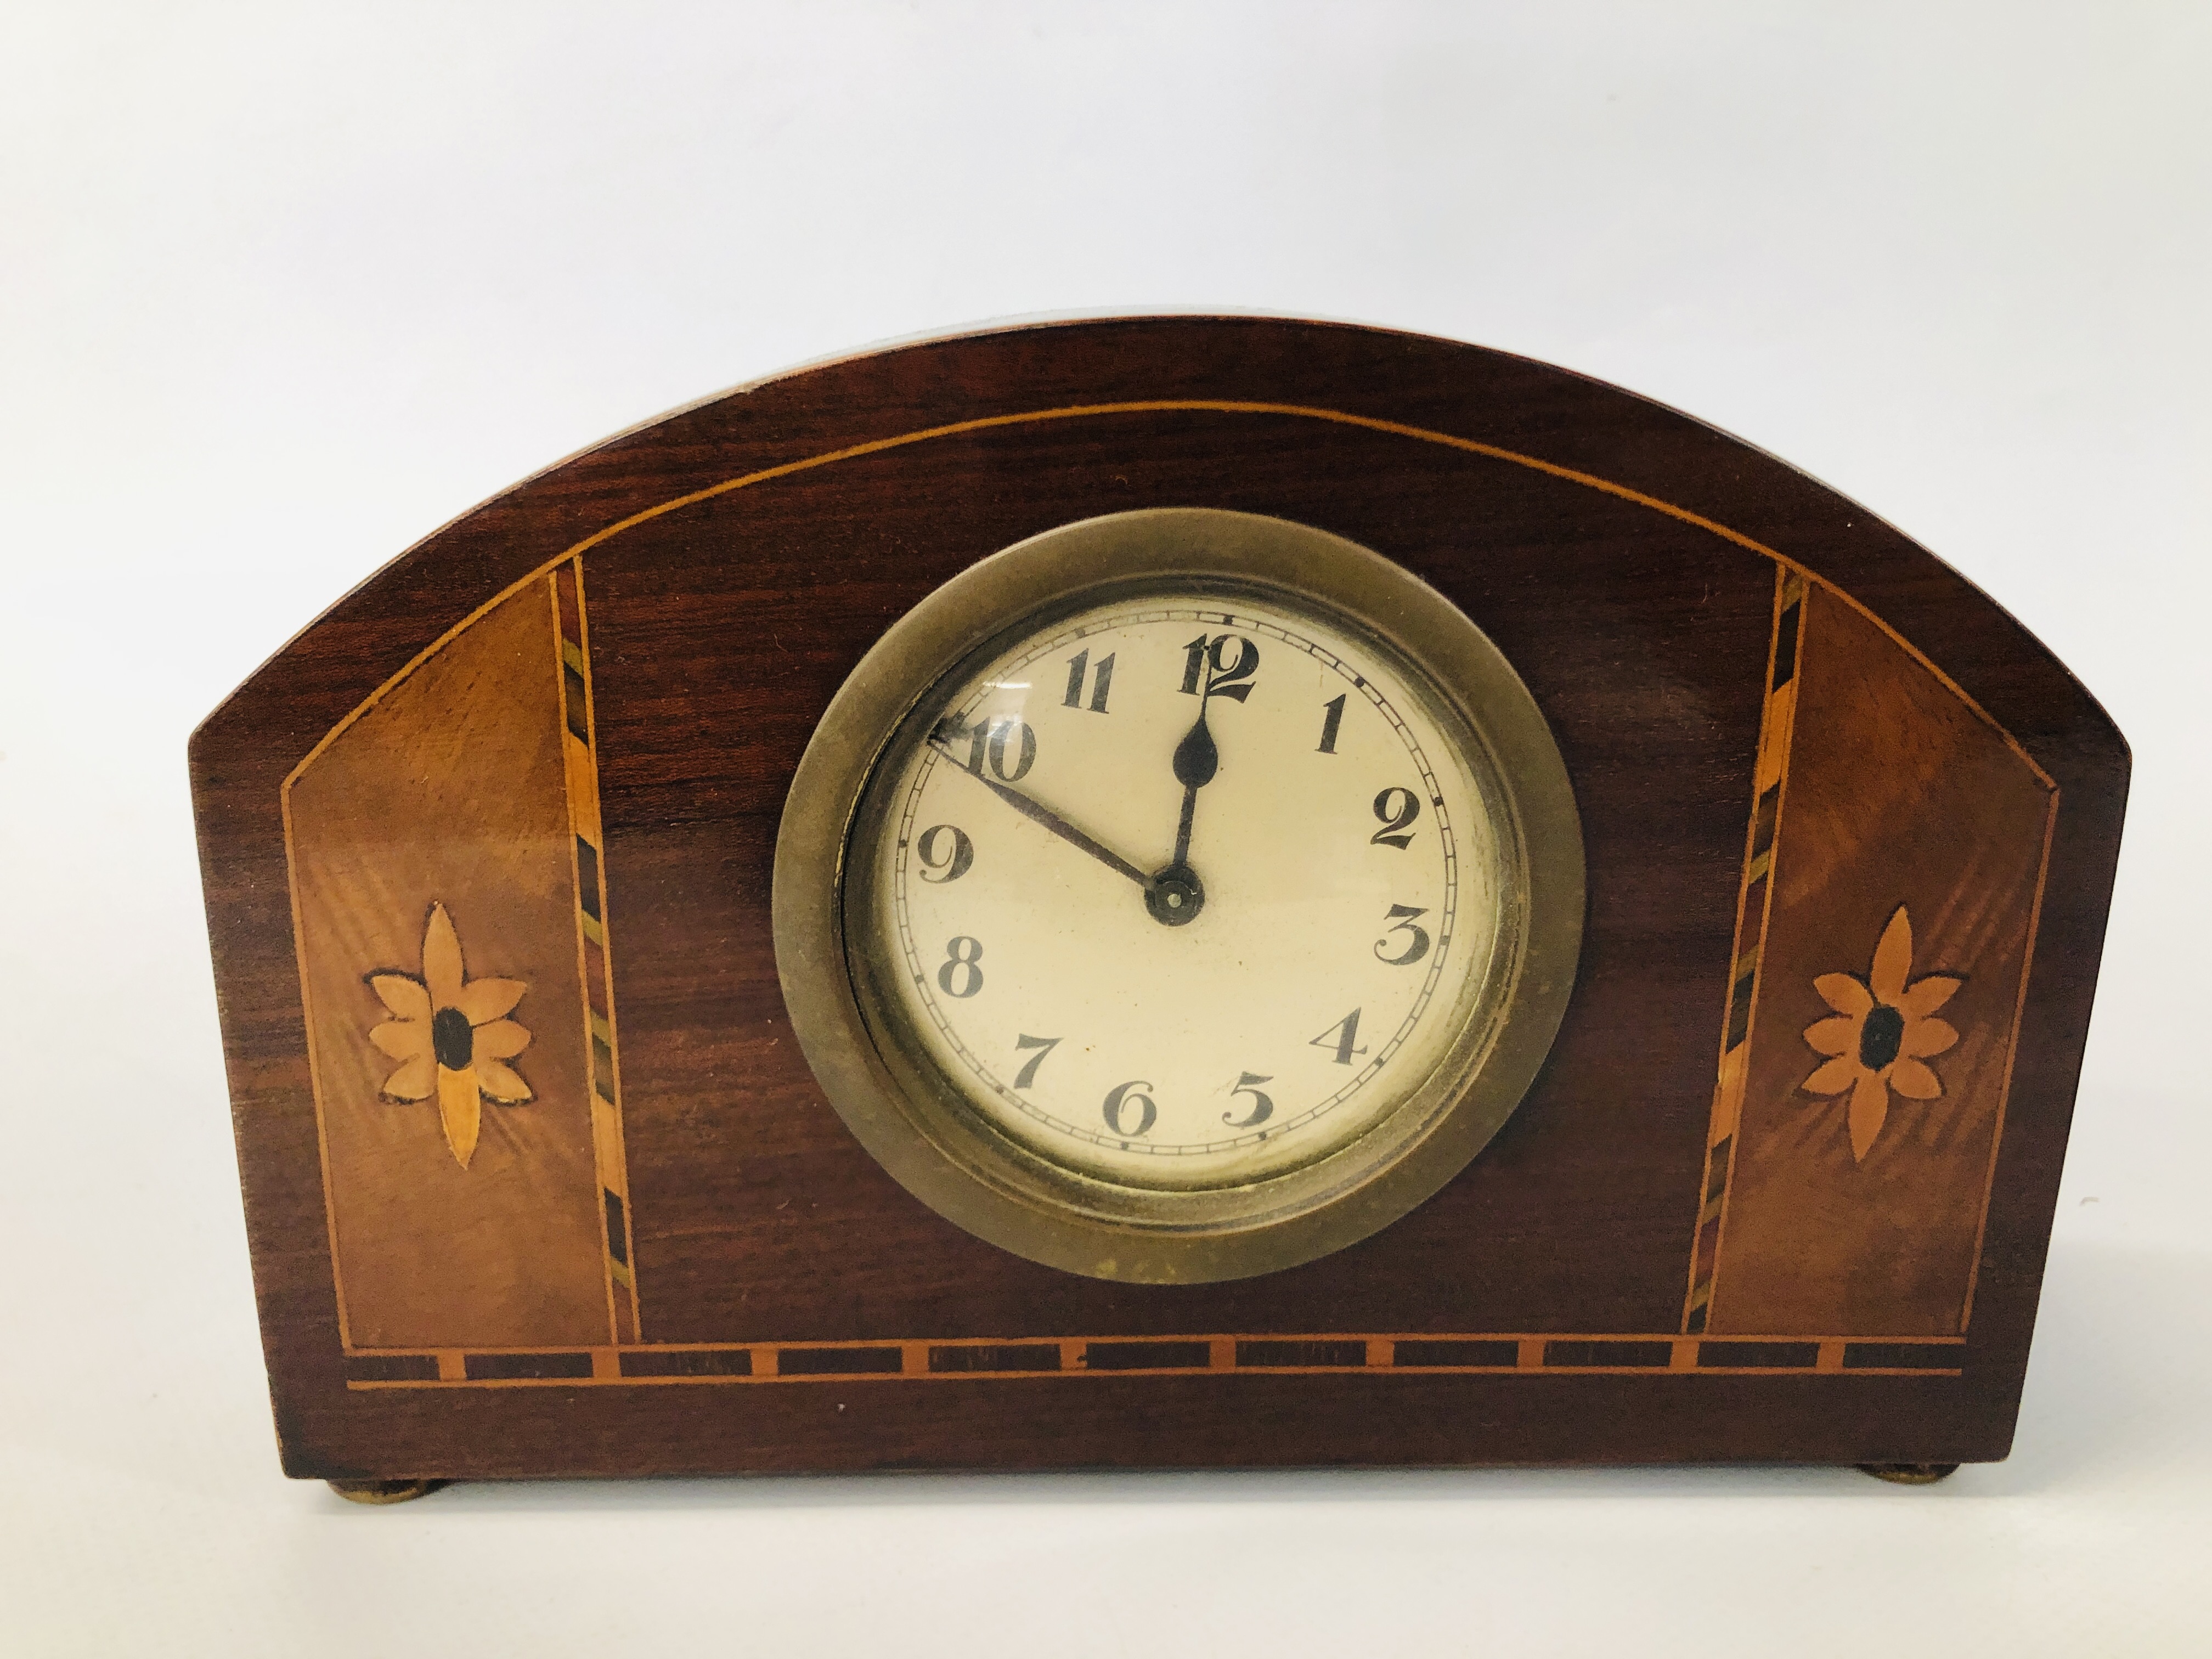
[1858,1462,1960,1485]
[328,1478,445,1505]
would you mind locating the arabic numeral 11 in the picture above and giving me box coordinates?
[1062,650,1114,713]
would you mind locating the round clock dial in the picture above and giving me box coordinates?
[871,595,1498,1189]
[776,509,1582,1283]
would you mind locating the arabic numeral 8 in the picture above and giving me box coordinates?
[937,936,984,997]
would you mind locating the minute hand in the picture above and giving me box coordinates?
[929,741,1152,888]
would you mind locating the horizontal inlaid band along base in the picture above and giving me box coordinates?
[342,1331,1962,1387]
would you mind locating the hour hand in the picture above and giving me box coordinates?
[1169,708,1218,868]
[927,731,1150,889]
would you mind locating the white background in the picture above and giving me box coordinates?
[3,3,2207,1653]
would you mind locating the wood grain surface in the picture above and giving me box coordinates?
[189,318,2128,1480]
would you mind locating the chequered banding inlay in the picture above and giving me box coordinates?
[342,1329,1961,1389]
[1684,568,1806,1334]
[553,560,641,1344]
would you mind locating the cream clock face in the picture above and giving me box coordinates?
[860,593,1502,1188]
[778,508,1582,1283]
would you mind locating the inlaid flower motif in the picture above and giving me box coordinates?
[366,903,531,1169]
[1802,905,1962,1162]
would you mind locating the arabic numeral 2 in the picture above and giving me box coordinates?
[1062,650,1114,713]
[1370,786,1421,849]
[1102,1080,1157,1138]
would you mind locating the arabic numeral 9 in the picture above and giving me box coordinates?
[914,824,974,883]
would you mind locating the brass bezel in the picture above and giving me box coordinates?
[773,508,1583,1283]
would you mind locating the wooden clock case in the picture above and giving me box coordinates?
[189,317,2126,1489]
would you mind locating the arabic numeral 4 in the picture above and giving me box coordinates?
[1309,1008,1368,1066]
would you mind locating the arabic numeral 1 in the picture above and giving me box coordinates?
[1317,693,1345,753]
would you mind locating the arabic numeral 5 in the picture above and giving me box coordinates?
[1223,1071,1274,1128]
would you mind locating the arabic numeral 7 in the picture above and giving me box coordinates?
[1012,1034,1061,1088]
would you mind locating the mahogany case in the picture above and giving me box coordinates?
[189,318,2128,1481]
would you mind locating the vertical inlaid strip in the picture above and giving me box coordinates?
[1683,567,1805,1333]
[554,558,642,1344]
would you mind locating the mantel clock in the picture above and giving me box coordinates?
[189,318,2126,1497]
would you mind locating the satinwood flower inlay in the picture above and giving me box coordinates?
[1801,905,1962,1162]
[367,903,532,1168]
